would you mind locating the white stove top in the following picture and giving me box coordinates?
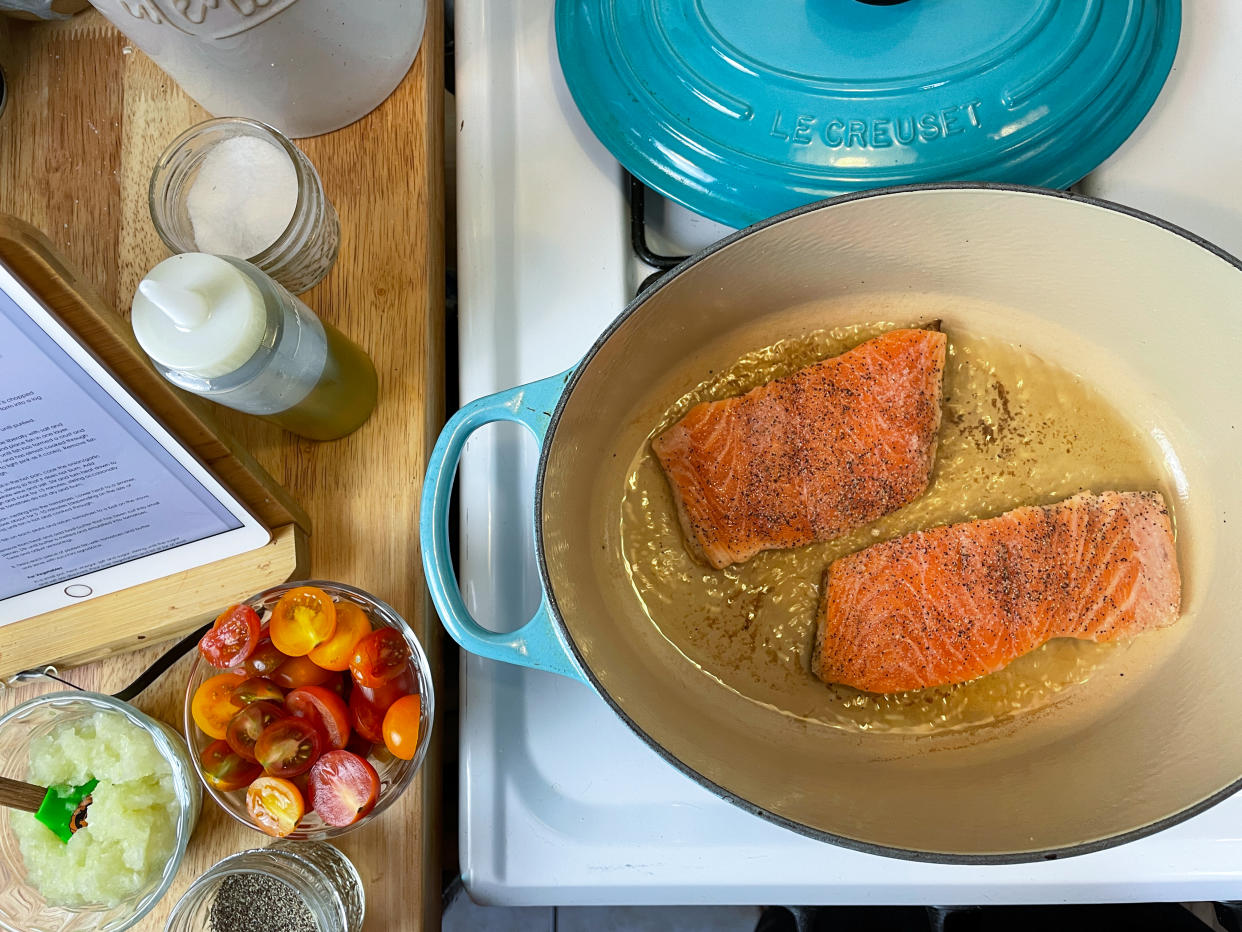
[452,0,1242,905]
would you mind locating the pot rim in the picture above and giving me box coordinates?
[532,181,1242,863]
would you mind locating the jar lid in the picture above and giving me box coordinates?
[556,0,1180,227]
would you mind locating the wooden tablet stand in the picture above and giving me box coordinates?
[0,215,308,678]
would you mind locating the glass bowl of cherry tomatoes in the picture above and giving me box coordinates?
[183,580,433,839]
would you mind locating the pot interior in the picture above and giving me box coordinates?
[538,187,1241,858]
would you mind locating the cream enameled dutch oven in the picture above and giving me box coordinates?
[420,184,1240,862]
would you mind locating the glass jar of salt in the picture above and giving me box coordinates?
[150,118,339,295]
[131,253,377,441]
[163,841,364,932]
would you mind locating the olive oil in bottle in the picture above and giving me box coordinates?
[131,253,376,441]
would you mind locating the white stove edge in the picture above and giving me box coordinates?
[453,0,1242,905]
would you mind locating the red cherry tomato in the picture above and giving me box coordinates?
[354,668,415,714]
[225,700,286,763]
[285,686,351,751]
[200,739,262,791]
[254,717,322,778]
[345,730,374,760]
[349,628,411,690]
[307,750,380,827]
[382,694,423,761]
[231,677,285,706]
[348,689,386,743]
[240,635,291,678]
[288,771,311,797]
[246,776,305,837]
[198,604,262,668]
[270,655,336,690]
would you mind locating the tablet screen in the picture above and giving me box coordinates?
[0,280,243,601]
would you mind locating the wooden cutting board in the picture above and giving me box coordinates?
[0,6,445,930]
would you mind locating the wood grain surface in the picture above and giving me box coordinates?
[0,6,446,930]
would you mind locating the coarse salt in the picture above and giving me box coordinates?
[187,135,298,259]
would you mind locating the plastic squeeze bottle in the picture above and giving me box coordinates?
[131,253,376,441]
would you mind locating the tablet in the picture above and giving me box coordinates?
[0,260,270,626]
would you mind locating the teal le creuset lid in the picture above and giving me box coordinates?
[555,0,1180,227]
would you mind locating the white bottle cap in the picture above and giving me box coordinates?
[131,253,268,378]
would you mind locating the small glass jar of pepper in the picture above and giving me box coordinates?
[163,841,364,932]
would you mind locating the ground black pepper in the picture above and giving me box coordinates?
[209,873,316,932]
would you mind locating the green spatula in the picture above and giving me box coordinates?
[0,774,99,842]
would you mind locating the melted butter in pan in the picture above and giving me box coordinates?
[618,322,1172,734]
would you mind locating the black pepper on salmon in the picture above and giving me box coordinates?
[651,328,947,568]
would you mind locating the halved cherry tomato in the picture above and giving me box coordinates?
[354,668,414,714]
[270,655,336,690]
[246,776,305,837]
[308,601,372,671]
[307,750,381,827]
[225,700,286,763]
[382,694,423,761]
[231,677,284,706]
[349,628,411,689]
[191,671,247,740]
[348,689,386,743]
[289,771,311,798]
[345,730,374,760]
[269,587,336,657]
[254,717,322,778]
[286,685,351,751]
[198,604,262,668]
[200,739,262,791]
[240,634,291,678]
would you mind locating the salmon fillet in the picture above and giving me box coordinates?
[813,491,1182,693]
[652,328,947,569]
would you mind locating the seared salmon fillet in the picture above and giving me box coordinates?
[652,328,947,569]
[813,491,1182,693]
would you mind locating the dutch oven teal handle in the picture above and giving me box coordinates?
[419,370,587,682]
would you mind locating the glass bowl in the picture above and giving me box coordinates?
[164,841,364,932]
[0,691,202,932]
[183,581,434,840]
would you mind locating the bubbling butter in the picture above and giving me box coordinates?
[620,321,1178,733]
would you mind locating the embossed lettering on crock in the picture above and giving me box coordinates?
[114,0,300,38]
[119,0,165,23]
[771,101,984,149]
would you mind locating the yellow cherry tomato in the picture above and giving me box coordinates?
[191,671,247,740]
[308,602,372,671]
[269,587,336,657]
[381,694,422,761]
[246,776,305,837]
